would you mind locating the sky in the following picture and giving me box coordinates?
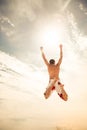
[0,0,87,130]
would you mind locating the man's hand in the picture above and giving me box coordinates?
[59,44,63,48]
[40,46,43,52]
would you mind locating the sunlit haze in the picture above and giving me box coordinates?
[0,0,87,130]
[39,23,65,46]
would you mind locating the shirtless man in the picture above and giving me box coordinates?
[40,44,68,101]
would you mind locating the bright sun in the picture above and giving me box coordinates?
[40,24,65,48]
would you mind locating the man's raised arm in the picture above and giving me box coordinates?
[57,44,63,66]
[40,47,49,66]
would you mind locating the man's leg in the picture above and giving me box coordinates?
[58,88,68,101]
[44,79,56,99]
[44,86,52,99]
[55,81,68,101]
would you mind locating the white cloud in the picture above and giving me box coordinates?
[0,47,87,130]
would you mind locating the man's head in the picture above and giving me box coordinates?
[49,59,55,64]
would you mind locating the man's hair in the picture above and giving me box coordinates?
[49,59,55,64]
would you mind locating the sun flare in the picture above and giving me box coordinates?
[42,27,59,44]
[39,23,65,48]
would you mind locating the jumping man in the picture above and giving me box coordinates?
[40,44,68,101]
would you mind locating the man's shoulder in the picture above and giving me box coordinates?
[55,62,60,67]
[48,64,58,68]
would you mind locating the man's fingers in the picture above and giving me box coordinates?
[59,44,63,48]
[40,46,43,50]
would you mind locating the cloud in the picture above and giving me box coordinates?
[0,0,43,22]
[0,0,87,75]
[67,0,87,35]
[61,11,87,62]
[0,15,15,37]
[0,49,87,129]
[0,1,87,130]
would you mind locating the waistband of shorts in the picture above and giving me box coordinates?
[50,78,60,80]
[49,78,60,82]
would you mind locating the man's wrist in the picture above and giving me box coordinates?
[41,50,43,53]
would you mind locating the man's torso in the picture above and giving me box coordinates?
[47,64,60,80]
